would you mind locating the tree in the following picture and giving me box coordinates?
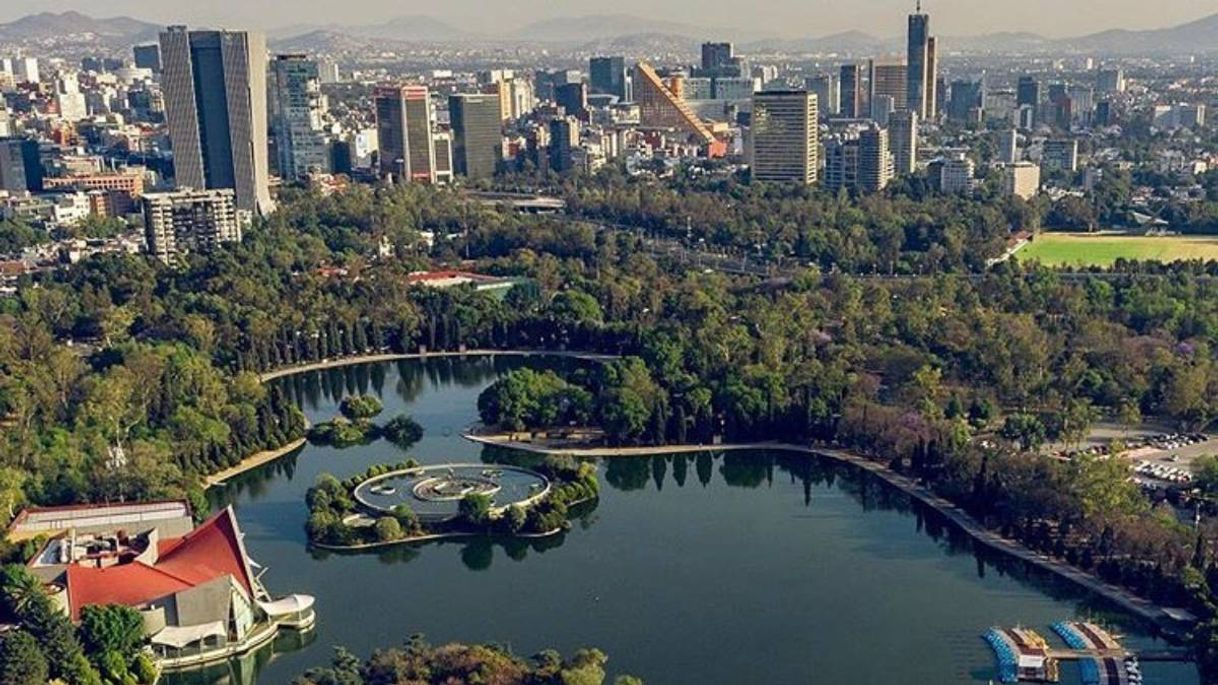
[459,493,493,526]
[79,604,146,661]
[560,648,609,685]
[1000,414,1047,451]
[0,630,48,685]
[382,414,424,449]
[339,394,383,421]
[374,516,404,542]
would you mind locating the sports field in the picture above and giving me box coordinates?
[1016,232,1218,267]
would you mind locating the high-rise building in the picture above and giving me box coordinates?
[555,82,588,118]
[133,44,162,72]
[374,85,436,183]
[869,58,907,113]
[1017,77,1040,109]
[633,62,720,154]
[750,90,818,185]
[270,54,329,179]
[906,5,933,119]
[805,74,839,118]
[159,27,272,214]
[840,64,862,118]
[925,37,938,118]
[1096,68,1125,94]
[1003,162,1041,200]
[0,138,42,192]
[871,95,896,127]
[142,189,241,264]
[55,76,88,122]
[948,80,985,123]
[937,155,975,194]
[858,125,893,193]
[14,58,39,84]
[548,117,578,173]
[1042,138,1079,173]
[996,128,1018,164]
[889,109,918,176]
[433,131,453,184]
[589,56,629,100]
[319,60,341,84]
[824,138,859,193]
[701,43,734,72]
[449,93,503,180]
[712,77,755,101]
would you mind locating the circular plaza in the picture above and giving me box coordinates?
[353,464,550,523]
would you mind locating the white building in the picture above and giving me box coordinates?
[1003,162,1041,201]
[142,189,241,264]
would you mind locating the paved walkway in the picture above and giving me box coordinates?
[258,349,618,382]
[202,438,307,490]
[464,434,1181,630]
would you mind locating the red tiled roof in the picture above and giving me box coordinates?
[62,507,254,621]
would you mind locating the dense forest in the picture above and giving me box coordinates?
[6,178,1218,673]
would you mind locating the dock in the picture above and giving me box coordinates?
[986,621,1187,684]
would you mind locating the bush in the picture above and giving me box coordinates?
[374,517,403,542]
[382,414,425,449]
[339,394,383,421]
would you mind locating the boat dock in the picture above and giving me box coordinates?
[986,621,1189,684]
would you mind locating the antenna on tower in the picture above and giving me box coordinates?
[916,0,922,12]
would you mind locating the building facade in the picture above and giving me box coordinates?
[449,93,503,180]
[142,189,241,264]
[750,90,818,185]
[270,55,329,179]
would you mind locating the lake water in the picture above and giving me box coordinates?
[172,356,1200,685]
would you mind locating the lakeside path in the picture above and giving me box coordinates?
[203,438,307,490]
[257,349,619,383]
[464,434,1184,632]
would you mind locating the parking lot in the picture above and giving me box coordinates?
[1046,422,1217,487]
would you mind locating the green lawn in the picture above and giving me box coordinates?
[1016,233,1218,267]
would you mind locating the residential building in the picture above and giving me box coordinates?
[1003,162,1041,200]
[158,27,272,214]
[142,188,241,264]
[937,154,976,194]
[1042,138,1079,173]
[750,90,818,185]
[858,125,893,193]
[633,62,722,155]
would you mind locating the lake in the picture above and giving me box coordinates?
[171,355,1199,685]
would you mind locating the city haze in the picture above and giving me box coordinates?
[0,0,1212,40]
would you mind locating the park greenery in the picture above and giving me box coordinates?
[291,637,640,685]
[0,565,156,685]
[308,410,424,449]
[8,174,1218,672]
[382,414,425,449]
[305,461,423,547]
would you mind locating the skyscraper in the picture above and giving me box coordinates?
[374,85,436,183]
[132,44,161,72]
[270,54,329,179]
[948,80,985,123]
[906,4,933,119]
[449,93,503,180]
[869,58,908,113]
[159,27,272,214]
[548,117,578,174]
[996,128,1019,164]
[840,64,862,119]
[701,43,734,72]
[555,82,588,118]
[889,109,918,176]
[925,37,938,118]
[1017,76,1040,109]
[589,56,628,100]
[750,90,818,185]
[0,138,42,192]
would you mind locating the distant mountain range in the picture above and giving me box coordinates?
[1,10,1217,56]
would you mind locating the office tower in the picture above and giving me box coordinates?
[1068,87,1094,127]
[548,117,578,173]
[449,93,503,180]
[858,126,892,193]
[935,77,948,117]
[805,74,839,117]
[589,56,628,100]
[937,155,975,194]
[925,37,938,118]
[133,44,162,72]
[750,90,818,185]
[0,138,43,191]
[1042,138,1079,173]
[840,64,862,118]
[996,129,1018,164]
[159,27,272,214]
[1003,162,1041,200]
[948,80,984,123]
[633,62,717,152]
[1017,76,1040,109]
[889,109,918,175]
[1096,68,1125,94]
[907,4,932,119]
[270,55,329,179]
[374,85,436,183]
[701,43,734,72]
[869,58,907,113]
[142,189,240,264]
[555,82,588,118]
[871,95,895,127]
[712,77,755,101]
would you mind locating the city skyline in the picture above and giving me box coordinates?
[0,0,1213,40]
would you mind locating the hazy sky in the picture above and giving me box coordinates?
[1,0,1212,38]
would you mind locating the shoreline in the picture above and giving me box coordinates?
[203,350,615,491]
[257,349,618,383]
[464,433,1187,634]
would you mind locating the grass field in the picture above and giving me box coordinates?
[1016,233,1218,267]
